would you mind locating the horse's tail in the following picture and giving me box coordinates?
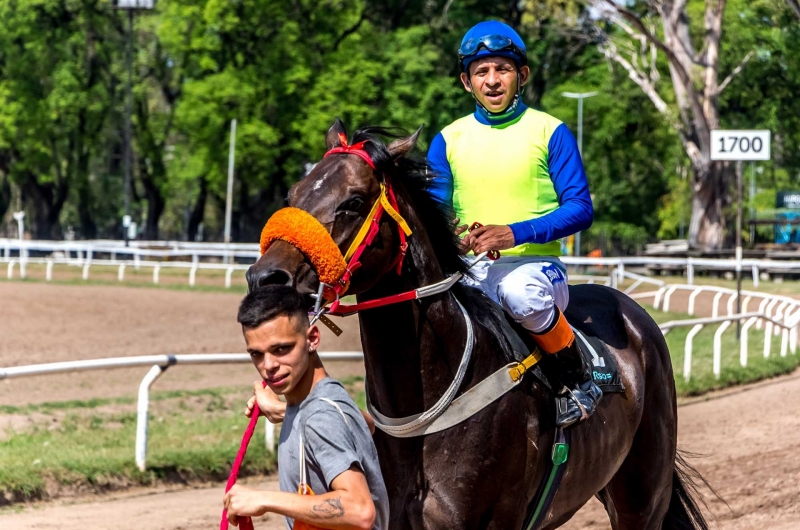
[662,451,715,530]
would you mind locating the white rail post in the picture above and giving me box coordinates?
[118,263,126,282]
[19,259,26,279]
[687,288,702,316]
[713,321,732,379]
[46,258,54,282]
[711,291,723,318]
[686,258,694,285]
[225,267,235,289]
[653,286,668,310]
[684,324,704,381]
[781,326,789,357]
[7,259,16,279]
[266,421,276,454]
[153,264,161,285]
[189,265,197,287]
[742,295,752,314]
[662,285,678,312]
[136,363,171,472]
[764,322,773,358]
[134,251,141,270]
[774,301,788,336]
[756,298,770,329]
[82,261,91,280]
[741,317,758,367]
[726,292,738,316]
[752,265,759,288]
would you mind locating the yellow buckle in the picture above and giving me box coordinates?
[509,349,543,382]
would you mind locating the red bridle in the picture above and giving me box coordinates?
[321,134,412,314]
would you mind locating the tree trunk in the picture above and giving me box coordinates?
[590,0,744,250]
[23,173,67,240]
[689,160,731,249]
[0,164,10,223]
[76,145,97,239]
[787,0,800,20]
[139,167,166,241]
[187,175,207,242]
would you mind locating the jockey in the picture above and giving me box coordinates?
[426,20,602,428]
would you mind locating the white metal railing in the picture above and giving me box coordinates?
[658,312,795,381]
[0,352,363,471]
[4,256,250,288]
[5,238,800,285]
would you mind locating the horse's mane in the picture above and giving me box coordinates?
[349,126,518,363]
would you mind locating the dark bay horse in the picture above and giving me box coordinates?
[247,120,709,529]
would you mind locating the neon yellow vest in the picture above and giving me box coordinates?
[441,108,563,256]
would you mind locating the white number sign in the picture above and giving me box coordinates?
[710,130,771,161]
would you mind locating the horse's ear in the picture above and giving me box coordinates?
[387,124,424,160]
[325,118,347,150]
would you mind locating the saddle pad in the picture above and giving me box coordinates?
[573,328,625,394]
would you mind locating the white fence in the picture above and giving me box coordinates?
[633,283,800,381]
[5,238,800,287]
[0,352,363,471]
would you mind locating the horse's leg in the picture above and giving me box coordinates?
[600,320,677,529]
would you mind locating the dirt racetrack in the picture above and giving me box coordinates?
[2,281,800,528]
[0,282,364,407]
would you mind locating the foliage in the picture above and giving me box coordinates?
[1,0,799,250]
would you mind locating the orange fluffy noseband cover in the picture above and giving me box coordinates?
[259,207,347,286]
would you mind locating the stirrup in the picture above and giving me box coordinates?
[555,380,602,428]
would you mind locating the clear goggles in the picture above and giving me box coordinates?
[458,34,527,66]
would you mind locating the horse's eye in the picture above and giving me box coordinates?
[342,197,365,213]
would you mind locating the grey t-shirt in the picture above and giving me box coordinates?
[278,378,388,530]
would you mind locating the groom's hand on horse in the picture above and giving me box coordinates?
[246,381,286,423]
[462,224,515,255]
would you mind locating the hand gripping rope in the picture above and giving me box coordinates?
[220,381,266,530]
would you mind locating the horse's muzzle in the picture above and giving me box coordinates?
[245,265,293,291]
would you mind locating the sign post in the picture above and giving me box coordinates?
[710,130,771,339]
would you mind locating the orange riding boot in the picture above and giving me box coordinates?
[531,308,602,428]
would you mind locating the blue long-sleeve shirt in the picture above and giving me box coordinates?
[427,103,593,246]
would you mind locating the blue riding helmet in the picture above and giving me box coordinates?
[459,20,527,73]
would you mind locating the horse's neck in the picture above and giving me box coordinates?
[357,238,470,418]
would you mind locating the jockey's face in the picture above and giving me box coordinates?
[243,315,321,404]
[460,56,530,113]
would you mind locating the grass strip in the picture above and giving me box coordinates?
[0,395,274,505]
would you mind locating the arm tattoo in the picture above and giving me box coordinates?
[311,496,345,518]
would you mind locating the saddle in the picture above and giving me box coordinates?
[493,299,625,395]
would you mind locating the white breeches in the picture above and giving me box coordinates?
[462,256,570,333]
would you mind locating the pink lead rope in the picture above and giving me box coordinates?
[220,381,268,530]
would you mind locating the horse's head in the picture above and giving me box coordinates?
[246,118,422,303]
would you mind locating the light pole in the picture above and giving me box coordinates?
[561,91,598,257]
[113,1,155,246]
[223,119,237,263]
